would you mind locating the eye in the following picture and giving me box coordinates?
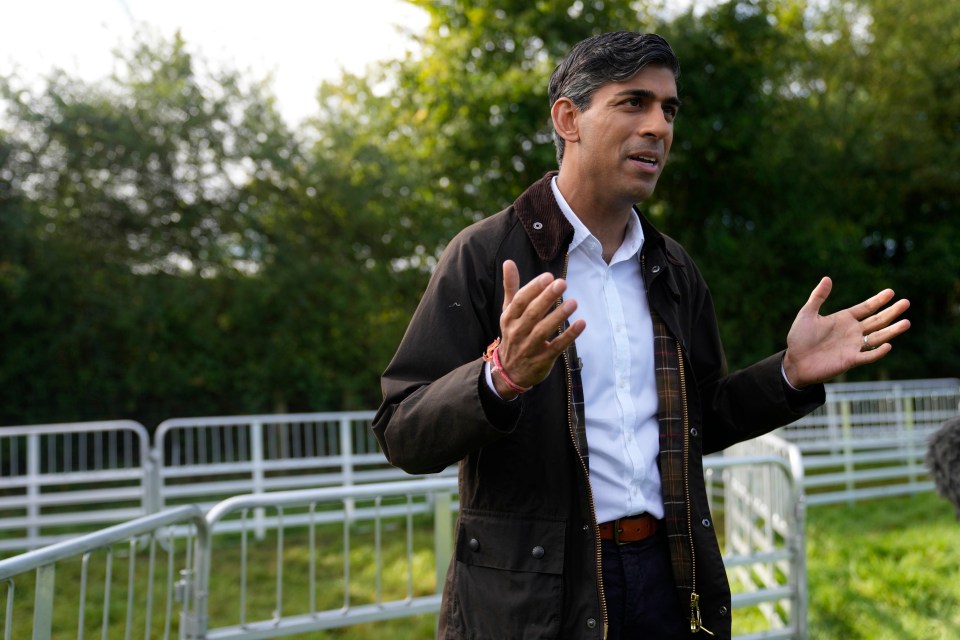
[663,105,679,121]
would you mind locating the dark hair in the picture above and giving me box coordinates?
[548,32,680,165]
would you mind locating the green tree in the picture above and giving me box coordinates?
[805,0,960,377]
[0,33,297,425]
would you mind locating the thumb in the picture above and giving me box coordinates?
[802,276,833,316]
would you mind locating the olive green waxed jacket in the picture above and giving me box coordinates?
[373,173,823,639]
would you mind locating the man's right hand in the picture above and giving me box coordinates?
[491,260,586,399]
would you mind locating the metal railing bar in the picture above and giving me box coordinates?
[100,547,112,640]
[203,596,443,640]
[0,506,206,580]
[806,482,934,505]
[0,508,148,531]
[3,579,13,640]
[239,510,249,628]
[77,553,91,640]
[203,478,459,524]
[730,585,794,608]
[308,505,316,617]
[0,484,145,504]
[144,536,156,640]
[274,508,284,625]
[722,549,793,568]
[804,465,928,487]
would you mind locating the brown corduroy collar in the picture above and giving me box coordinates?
[513,171,668,264]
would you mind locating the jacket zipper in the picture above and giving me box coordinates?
[677,342,714,636]
[557,252,608,639]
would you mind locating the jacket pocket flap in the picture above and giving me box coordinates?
[456,510,565,575]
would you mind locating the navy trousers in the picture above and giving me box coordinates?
[600,530,689,639]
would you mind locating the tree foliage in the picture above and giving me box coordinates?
[1,0,957,427]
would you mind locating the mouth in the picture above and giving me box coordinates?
[628,151,661,173]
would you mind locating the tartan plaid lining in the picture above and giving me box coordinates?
[652,308,694,597]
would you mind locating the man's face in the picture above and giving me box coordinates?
[569,65,680,206]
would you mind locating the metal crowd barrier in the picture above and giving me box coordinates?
[2,379,954,553]
[0,378,955,637]
[720,434,807,639]
[780,378,959,444]
[153,411,385,509]
[772,378,958,505]
[0,450,808,640]
[183,451,805,639]
[189,477,455,639]
[0,505,206,640]
[152,412,455,537]
[0,420,152,553]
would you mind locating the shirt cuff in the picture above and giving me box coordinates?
[780,356,826,414]
[484,360,520,402]
[781,361,801,391]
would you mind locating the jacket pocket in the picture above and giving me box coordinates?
[450,509,565,639]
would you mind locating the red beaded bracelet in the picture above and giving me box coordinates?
[482,337,532,395]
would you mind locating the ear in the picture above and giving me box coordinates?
[551,97,581,144]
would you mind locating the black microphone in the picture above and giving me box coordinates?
[926,416,960,520]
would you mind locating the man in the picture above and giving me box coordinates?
[373,31,910,639]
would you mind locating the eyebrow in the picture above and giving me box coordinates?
[614,88,683,108]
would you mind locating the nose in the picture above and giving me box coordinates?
[639,107,671,139]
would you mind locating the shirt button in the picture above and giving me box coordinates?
[586,618,597,629]
[468,538,480,551]
[531,546,545,559]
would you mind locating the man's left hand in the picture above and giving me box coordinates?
[782,277,911,388]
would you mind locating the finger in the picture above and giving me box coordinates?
[503,270,556,319]
[502,260,520,311]
[861,298,911,333]
[801,277,833,315]
[848,288,896,321]
[856,342,893,364]
[545,317,587,354]
[526,278,570,325]
[865,318,912,347]
[531,297,579,344]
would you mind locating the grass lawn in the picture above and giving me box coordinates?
[2,492,956,639]
[805,492,960,640]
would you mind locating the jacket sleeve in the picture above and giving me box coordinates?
[679,257,824,454]
[372,229,523,474]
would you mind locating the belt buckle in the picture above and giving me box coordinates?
[613,518,627,546]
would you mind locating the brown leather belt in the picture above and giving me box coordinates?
[598,513,660,545]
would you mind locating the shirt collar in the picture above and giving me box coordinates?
[550,176,645,261]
